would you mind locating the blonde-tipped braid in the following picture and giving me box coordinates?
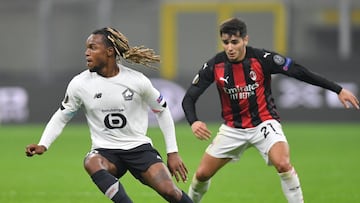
[105,27,160,69]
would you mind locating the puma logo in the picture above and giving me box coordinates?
[263,52,271,58]
[220,76,229,84]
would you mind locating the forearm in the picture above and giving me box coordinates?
[38,109,72,149]
[155,107,178,153]
[182,93,199,125]
[287,63,342,94]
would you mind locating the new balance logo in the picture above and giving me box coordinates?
[94,93,102,99]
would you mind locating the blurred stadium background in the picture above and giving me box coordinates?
[0,0,359,125]
[1,1,360,203]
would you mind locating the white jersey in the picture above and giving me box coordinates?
[38,64,178,153]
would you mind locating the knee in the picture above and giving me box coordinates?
[195,169,212,182]
[84,155,98,174]
[83,153,107,175]
[274,160,292,173]
[159,185,182,202]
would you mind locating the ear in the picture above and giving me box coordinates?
[243,35,249,46]
[107,47,115,57]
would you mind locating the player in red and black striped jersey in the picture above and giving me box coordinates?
[182,17,359,203]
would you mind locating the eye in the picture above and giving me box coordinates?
[230,40,239,45]
[89,45,97,50]
[222,40,229,45]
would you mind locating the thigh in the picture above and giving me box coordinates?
[268,141,291,172]
[141,162,174,190]
[252,120,288,165]
[122,144,163,184]
[195,152,231,181]
[206,124,249,161]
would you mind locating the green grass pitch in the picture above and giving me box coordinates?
[1,122,359,203]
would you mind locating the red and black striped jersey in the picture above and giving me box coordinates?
[182,46,342,128]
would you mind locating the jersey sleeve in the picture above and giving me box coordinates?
[141,75,179,153]
[258,49,342,94]
[141,76,167,112]
[182,58,215,125]
[38,78,82,149]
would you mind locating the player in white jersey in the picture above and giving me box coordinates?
[25,27,193,203]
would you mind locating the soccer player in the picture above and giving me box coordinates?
[182,17,359,203]
[25,27,193,203]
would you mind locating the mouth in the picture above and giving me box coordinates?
[227,53,236,58]
[86,59,93,66]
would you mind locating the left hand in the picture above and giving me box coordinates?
[167,152,188,182]
[338,88,359,109]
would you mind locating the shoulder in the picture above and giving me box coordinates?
[119,65,153,91]
[66,69,95,92]
[69,70,91,84]
[201,51,227,71]
[246,46,270,59]
[247,46,288,65]
[120,65,150,83]
[213,51,227,64]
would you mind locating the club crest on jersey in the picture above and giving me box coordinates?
[122,88,134,101]
[273,54,285,65]
[249,70,257,81]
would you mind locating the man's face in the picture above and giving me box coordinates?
[85,34,110,71]
[221,33,248,62]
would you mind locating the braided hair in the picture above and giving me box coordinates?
[92,27,160,69]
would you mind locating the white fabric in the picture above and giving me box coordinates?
[206,119,287,164]
[279,167,304,203]
[38,64,178,153]
[188,174,211,203]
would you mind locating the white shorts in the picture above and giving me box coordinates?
[206,119,287,165]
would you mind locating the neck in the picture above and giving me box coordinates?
[97,63,119,77]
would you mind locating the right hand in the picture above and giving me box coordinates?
[25,144,47,157]
[191,121,212,140]
[167,152,189,183]
[338,88,359,109]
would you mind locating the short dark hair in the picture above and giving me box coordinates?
[219,17,247,38]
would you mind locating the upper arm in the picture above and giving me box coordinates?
[60,79,82,117]
[255,49,294,75]
[185,60,215,100]
[141,76,167,113]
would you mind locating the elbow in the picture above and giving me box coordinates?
[181,94,191,110]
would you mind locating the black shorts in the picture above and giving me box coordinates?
[90,144,163,183]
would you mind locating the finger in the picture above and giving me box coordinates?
[175,167,186,182]
[341,100,349,109]
[182,164,188,174]
[173,170,180,182]
[197,134,209,141]
[25,147,33,156]
[26,151,34,157]
[180,169,188,182]
[352,98,360,109]
[197,129,211,140]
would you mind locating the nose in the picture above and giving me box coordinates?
[85,48,90,56]
[226,43,234,51]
